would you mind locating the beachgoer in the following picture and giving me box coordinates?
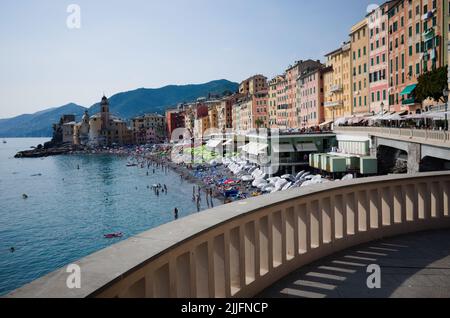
[174,208,179,220]
[10,247,15,253]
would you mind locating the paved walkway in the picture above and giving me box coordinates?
[259,230,450,298]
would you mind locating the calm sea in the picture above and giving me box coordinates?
[0,138,220,295]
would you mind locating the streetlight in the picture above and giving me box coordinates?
[443,88,449,131]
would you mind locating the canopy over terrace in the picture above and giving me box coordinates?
[296,142,318,152]
[400,84,417,96]
[241,142,269,156]
[271,143,296,153]
[206,139,222,149]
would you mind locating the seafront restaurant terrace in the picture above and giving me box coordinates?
[234,129,337,175]
[8,171,450,298]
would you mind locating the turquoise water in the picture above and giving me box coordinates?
[0,138,220,295]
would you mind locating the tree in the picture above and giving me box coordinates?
[414,66,448,103]
[255,118,264,129]
[222,90,233,97]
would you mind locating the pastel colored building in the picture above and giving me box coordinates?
[277,60,323,129]
[276,75,289,128]
[207,102,220,130]
[368,1,393,114]
[351,18,370,114]
[296,64,330,127]
[239,75,268,95]
[444,0,450,89]
[252,90,269,128]
[324,41,353,122]
[217,94,241,132]
[268,76,284,128]
[165,108,185,140]
[131,113,166,144]
[388,0,447,112]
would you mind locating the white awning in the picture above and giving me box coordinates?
[222,139,233,146]
[348,117,367,124]
[319,120,334,127]
[241,142,268,155]
[296,142,318,152]
[272,143,296,153]
[334,117,349,126]
[206,139,222,148]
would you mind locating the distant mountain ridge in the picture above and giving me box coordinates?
[0,103,87,138]
[0,79,238,137]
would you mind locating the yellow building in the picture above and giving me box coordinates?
[268,76,283,128]
[239,75,268,95]
[216,95,239,132]
[208,103,220,130]
[350,18,370,114]
[194,116,210,139]
[324,41,353,122]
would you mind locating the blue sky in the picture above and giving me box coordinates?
[0,0,381,118]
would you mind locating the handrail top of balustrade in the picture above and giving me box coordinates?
[7,171,450,298]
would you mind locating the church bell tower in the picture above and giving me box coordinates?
[100,95,110,130]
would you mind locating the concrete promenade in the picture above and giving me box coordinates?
[259,230,450,298]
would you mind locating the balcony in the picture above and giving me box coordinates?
[324,100,343,108]
[329,84,343,93]
[423,28,435,42]
[8,172,450,298]
[402,98,416,105]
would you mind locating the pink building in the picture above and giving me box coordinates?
[252,90,269,128]
[296,65,330,127]
[279,60,324,129]
[276,75,289,128]
[368,1,393,114]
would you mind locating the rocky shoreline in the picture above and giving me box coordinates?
[14,146,73,158]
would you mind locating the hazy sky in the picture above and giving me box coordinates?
[0,0,381,118]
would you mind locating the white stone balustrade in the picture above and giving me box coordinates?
[8,172,450,298]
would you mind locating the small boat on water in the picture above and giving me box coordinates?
[126,163,137,167]
[104,232,123,239]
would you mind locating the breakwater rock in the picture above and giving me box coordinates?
[14,146,72,158]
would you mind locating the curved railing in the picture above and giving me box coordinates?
[8,172,450,298]
[334,126,450,143]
